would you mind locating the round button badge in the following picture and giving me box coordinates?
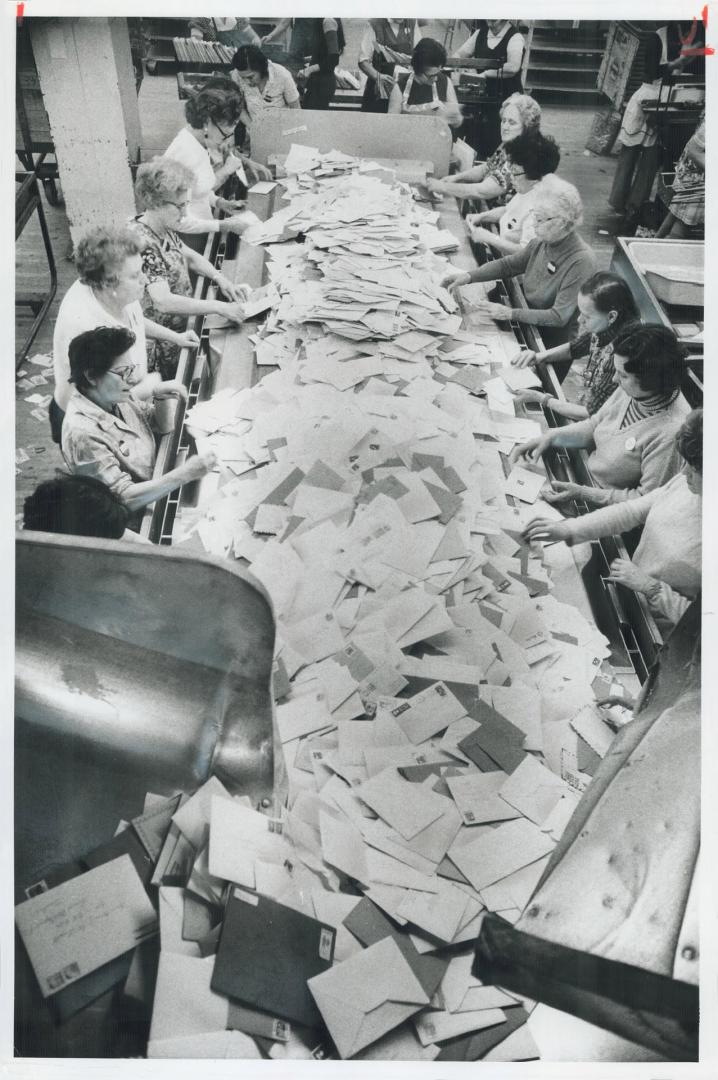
[625,436,636,451]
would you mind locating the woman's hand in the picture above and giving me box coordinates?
[224,211,261,235]
[216,276,251,302]
[467,224,497,246]
[183,450,219,482]
[511,348,538,369]
[541,479,589,504]
[465,211,489,228]
[474,298,511,320]
[522,517,570,543]
[509,435,552,466]
[174,329,200,350]
[216,300,246,324]
[510,388,549,406]
[216,197,246,214]
[153,379,188,403]
[245,159,273,183]
[605,558,656,595]
[440,269,471,293]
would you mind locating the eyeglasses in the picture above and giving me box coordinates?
[213,119,235,140]
[166,198,190,211]
[108,366,136,383]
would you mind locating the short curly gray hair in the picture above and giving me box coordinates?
[500,93,541,132]
[135,157,195,210]
[74,225,143,288]
[535,175,584,231]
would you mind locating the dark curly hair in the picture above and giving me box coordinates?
[185,86,241,130]
[676,408,702,473]
[505,131,560,180]
[24,474,129,538]
[611,322,688,395]
[68,326,137,392]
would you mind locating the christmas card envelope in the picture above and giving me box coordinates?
[211,887,335,1028]
[308,936,429,1058]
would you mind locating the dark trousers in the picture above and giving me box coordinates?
[301,73,336,110]
[49,398,65,445]
[609,142,661,215]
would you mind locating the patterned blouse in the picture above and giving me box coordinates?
[133,216,192,380]
[485,145,516,206]
[569,324,623,416]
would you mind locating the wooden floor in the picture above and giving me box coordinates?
[15,69,621,520]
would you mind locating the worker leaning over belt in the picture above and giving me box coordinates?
[61,326,216,517]
[50,225,199,445]
[511,323,690,507]
[523,409,702,636]
[441,177,598,355]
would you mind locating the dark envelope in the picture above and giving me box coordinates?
[458,705,527,774]
[131,794,182,862]
[211,889,335,1027]
[436,1005,530,1061]
[343,897,447,998]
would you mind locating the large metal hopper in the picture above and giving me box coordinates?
[15,533,277,1056]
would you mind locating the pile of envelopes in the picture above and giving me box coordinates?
[14,153,628,1061]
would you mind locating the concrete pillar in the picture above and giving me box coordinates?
[29,17,143,247]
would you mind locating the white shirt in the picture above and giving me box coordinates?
[164,126,221,235]
[498,186,540,245]
[454,23,524,71]
[234,61,300,125]
[53,280,147,411]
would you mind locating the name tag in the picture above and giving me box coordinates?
[546,261,557,274]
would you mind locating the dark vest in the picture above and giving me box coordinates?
[397,71,450,107]
[371,19,415,76]
[473,22,524,100]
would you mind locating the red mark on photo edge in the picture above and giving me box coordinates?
[680,6,716,56]
[16,2,24,24]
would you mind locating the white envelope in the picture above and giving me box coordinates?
[208,796,293,889]
[148,1031,262,1059]
[356,767,446,840]
[498,754,572,826]
[447,772,522,826]
[391,682,467,745]
[15,855,157,998]
[171,775,233,850]
[414,1006,506,1045]
[307,937,429,1058]
[319,807,369,884]
[504,466,547,504]
[149,952,227,1042]
[449,817,556,892]
[158,887,201,957]
[441,952,518,1014]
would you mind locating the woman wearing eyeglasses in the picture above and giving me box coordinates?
[61,326,216,514]
[132,157,251,380]
[465,130,560,256]
[164,87,263,238]
[387,38,462,128]
[441,176,597,356]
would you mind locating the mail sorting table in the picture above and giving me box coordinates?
[113,150,658,1061]
[150,156,647,693]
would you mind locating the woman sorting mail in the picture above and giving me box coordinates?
[441,177,597,354]
[523,409,702,635]
[387,38,462,129]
